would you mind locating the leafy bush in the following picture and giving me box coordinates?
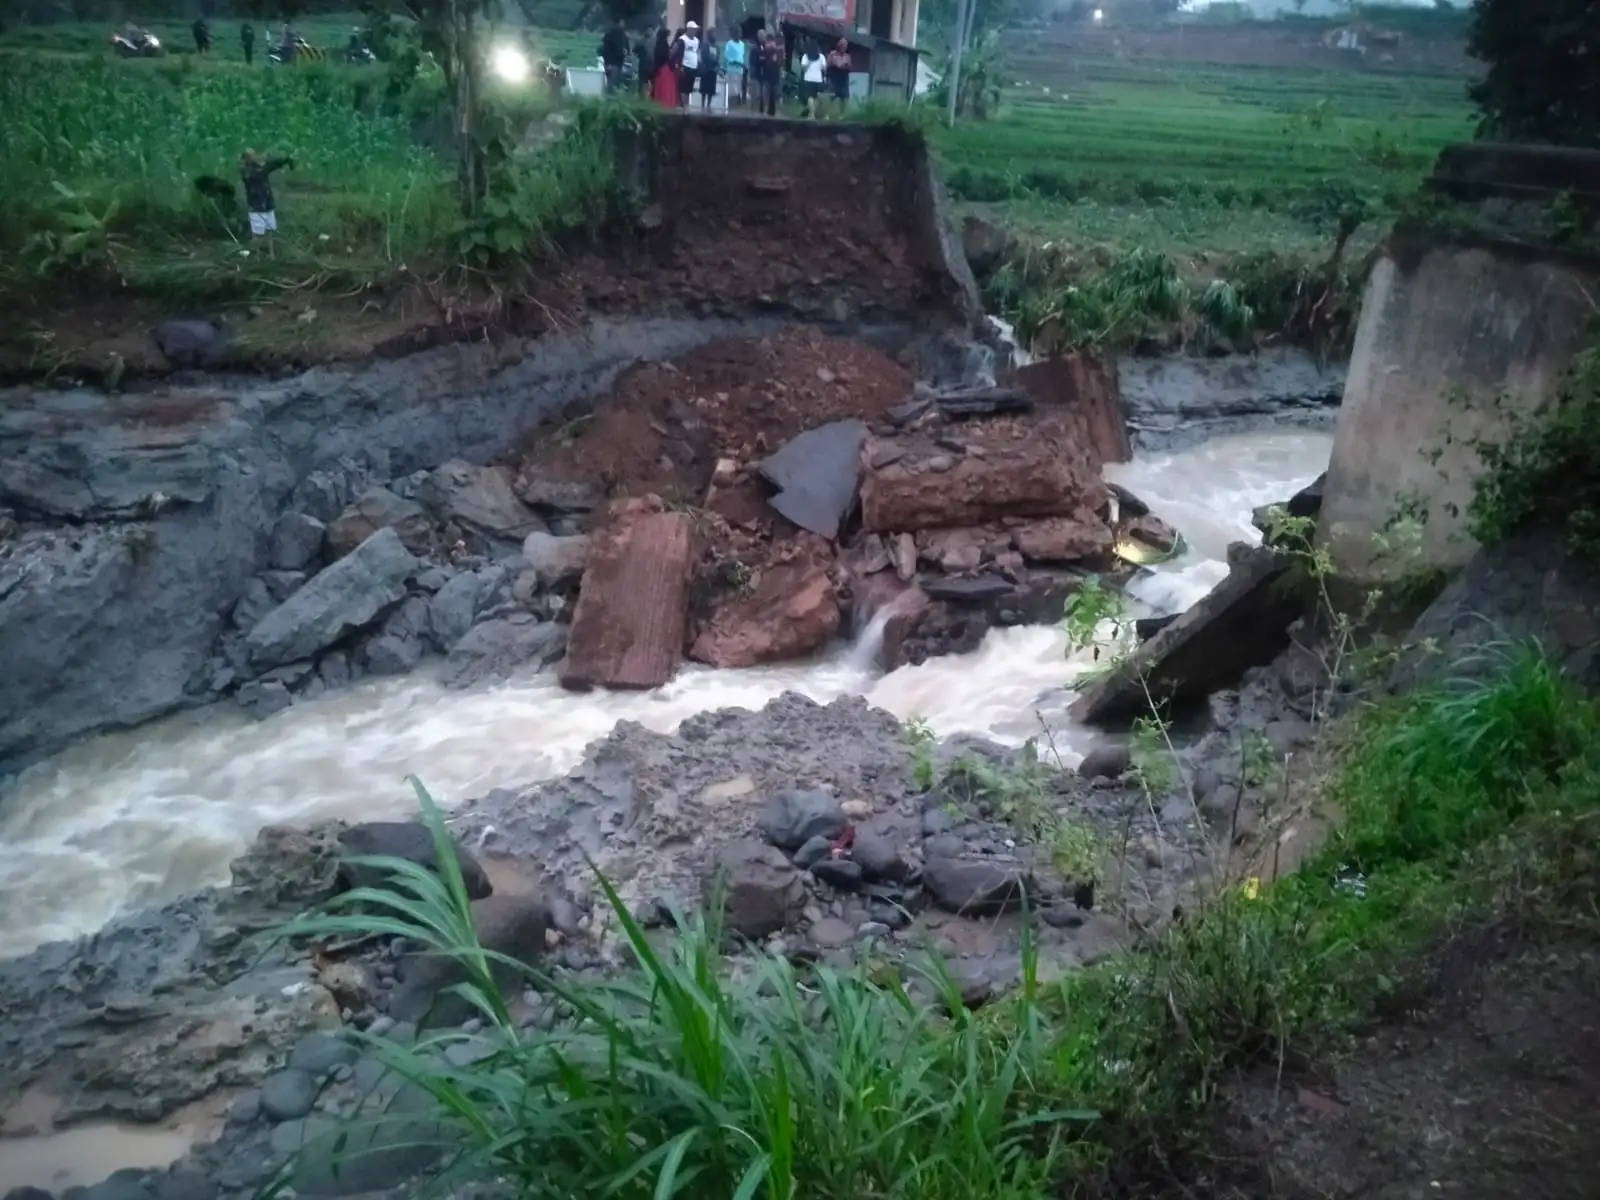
[1468,0,1600,146]
[1468,344,1600,554]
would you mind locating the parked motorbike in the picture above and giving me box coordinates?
[267,36,324,64]
[111,26,163,58]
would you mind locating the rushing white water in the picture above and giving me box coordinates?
[0,431,1334,959]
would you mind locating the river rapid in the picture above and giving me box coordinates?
[0,430,1334,960]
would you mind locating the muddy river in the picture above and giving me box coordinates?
[0,430,1334,960]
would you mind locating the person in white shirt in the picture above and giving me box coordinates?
[678,20,701,108]
[799,41,825,118]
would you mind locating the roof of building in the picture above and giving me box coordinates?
[778,13,916,53]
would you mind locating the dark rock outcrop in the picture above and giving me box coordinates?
[1071,543,1305,724]
[244,528,418,671]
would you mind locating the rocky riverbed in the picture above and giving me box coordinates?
[0,323,1346,772]
[0,315,1351,1196]
[0,633,1331,1198]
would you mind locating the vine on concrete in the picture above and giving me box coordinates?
[1468,341,1600,556]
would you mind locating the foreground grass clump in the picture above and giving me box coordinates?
[283,644,1600,1198]
[285,782,1096,1200]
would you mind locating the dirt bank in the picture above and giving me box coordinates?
[1194,921,1600,1200]
[0,116,983,388]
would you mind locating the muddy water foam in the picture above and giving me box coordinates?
[0,431,1333,959]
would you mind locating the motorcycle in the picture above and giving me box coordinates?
[342,43,377,65]
[111,27,163,58]
[267,36,325,64]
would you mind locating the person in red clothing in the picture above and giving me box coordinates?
[651,26,679,107]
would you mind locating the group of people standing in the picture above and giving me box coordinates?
[603,18,850,118]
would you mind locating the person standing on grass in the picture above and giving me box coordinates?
[826,37,851,114]
[600,16,629,92]
[755,30,782,116]
[651,26,679,108]
[192,15,211,53]
[698,32,719,110]
[723,29,746,108]
[240,22,254,64]
[799,41,825,118]
[677,21,700,109]
[241,150,293,257]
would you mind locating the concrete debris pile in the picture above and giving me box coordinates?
[1071,471,1329,726]
[529,336,1185,688]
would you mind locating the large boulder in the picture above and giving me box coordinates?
[923,856,1034,917]
[689,558,841,669]
[440,614,566,689]
[245,527,418,671]
[337,821,493,900]
[270,512,328,571]
[757,787,848,851]
[522,530,590,590]
[705,840,807,939]
[388,893,548,1028]
[325,487,434,559]
[422,460,545,546]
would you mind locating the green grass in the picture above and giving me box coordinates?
[934,61,1472,211]
[928,52,1475,351]
[0,54,454,299]
[0,39,644,307]
[278,640,1600,1199]
[0,14,600,66]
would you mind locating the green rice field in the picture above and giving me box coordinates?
[935,58,1474,211]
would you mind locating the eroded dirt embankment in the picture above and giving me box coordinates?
[0,116,981,386]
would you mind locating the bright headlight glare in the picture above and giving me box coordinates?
[490,43,530,83]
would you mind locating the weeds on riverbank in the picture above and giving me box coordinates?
[280,644,1600,1198]
[985,241,1363,356]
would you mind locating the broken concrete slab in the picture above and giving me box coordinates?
[859,434,1092,533]
[1070,544,1306,725]
[559,507,693,690]
[929,386,1032,420]
[1015,353,1131,470]
[920,575,1015,603]
[756,420,867,540]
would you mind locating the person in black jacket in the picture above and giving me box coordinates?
[240,22,255,64]
[240,150,294,255]
[600,17,629,91]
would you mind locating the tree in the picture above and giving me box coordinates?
[1467,0,1600,146]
